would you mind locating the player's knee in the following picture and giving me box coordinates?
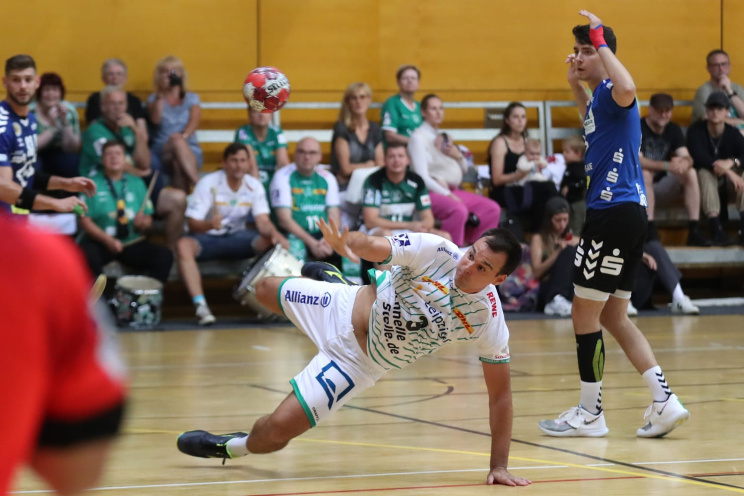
[255,277,281,305]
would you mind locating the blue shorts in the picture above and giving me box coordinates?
[189,230,261,261]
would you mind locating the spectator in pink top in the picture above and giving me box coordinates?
[407,94,501,246]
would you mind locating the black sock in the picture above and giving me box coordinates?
[709,217,723,235]
[688,220,700,233]
[576,330,605,383]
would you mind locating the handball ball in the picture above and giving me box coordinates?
[243,66,290,113]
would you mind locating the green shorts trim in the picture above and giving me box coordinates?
[479,357,510,364]
[290,378,316,427]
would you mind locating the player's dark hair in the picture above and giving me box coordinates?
[223,142,249,161]
[480,228,522,276]
[421,94,440,111]
[102,140,126,155]
[573,24,617,54]
[36,72,65,101]
[396,64,420,81]
[5,54,36,75]
[706,49,729,64]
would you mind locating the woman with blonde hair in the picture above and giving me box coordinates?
[147,55,203,191]
[330,82,384,189]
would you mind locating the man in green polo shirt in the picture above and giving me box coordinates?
[381,65,423,145]
[78,140,173,285]
[234,107,289,189]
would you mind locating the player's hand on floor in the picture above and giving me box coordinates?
[486,467,531,486]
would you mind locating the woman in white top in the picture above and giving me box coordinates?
[407,94,501,246]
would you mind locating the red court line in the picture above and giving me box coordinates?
[244,475,643,496]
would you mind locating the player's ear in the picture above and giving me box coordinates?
[493,273,507,286]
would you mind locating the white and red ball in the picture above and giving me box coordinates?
[242,66,290,113]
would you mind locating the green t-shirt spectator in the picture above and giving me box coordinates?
[30,100,81,149]
[83,172,153,244]
[269,164,340,234]
[79,119,136,178]
[362,168,430,222]
[381,95,423,140]
[234,124,288,187]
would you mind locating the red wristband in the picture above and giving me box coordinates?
[589,24,608,51]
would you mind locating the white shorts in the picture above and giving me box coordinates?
[278,278,386,427]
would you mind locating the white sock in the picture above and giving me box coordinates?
[672,284,685,303]
[580,381,603,414]
[226,435,250,457]
[642,366,672,402]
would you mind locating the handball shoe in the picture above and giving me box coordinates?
[636,394,689,438]
[177,430,248,463]
[301,261,357,285]
[538,405,609,437]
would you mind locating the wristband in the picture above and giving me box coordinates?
[15,188,38,210]
[664,161,669,172]
[589,24,609,51]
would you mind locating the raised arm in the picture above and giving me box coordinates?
[318,218,391,263]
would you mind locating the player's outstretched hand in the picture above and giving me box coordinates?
[486,467,531,486]
[64,176,97,196]
[317,218,360,263]
[579,10,602,28]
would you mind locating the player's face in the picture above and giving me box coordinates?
[39,85,62,108]
[551,212,569,234]
[102,145,126,173]
[647,106,673,128]
[707,54,731,80]
[223,149,250,180]
[573,42,600,82]
[706,106,728,124]
[397,69,419,94]
[3,68,39,107]
[101,91,127,121]
[248,108,271,127]
[295,140,322,174]
[385,147,409,175]
[422,98,444,126]
[505,106,527,134]
[103,64,127,86]
[454,239,508,293]
[348,90,371,115]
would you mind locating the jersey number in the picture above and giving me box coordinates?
[306,215,321,231]
[405,316,429,331]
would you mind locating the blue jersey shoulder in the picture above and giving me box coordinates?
[0,101,38,189]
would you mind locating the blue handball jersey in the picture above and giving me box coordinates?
[582,79,647,210]
[0,101,38,211]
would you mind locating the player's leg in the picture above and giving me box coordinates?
[254,276,287,315]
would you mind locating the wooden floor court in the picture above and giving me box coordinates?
[14,313,744,495]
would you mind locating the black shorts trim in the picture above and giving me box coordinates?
[37,401,126,448]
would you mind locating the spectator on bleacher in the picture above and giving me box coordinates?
[270,137,341,264]
[487,102,558,234]
[381,65,422,145]
[691,50,744,127]
[85,58,148,139]
[530,196,579,317]
[559,135,587,236]
[30,73,81,179]
[147,55,202,192]
[78,140,173,286]
[640,93,710,246]
[80,86,187,249]
[177,143,287,325]
[330,82,384,190]
[514,138,552,186]
[687,91,744,246]
[630,239,700,315]
[408,94,500,247]
[234,108,289,189]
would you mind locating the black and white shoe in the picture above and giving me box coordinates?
[301,261,358,285]
[177,430,248,464]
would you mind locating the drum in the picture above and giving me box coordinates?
[234,245,303,319]
[111,275,163,329]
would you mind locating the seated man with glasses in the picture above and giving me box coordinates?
[692,49,744,129]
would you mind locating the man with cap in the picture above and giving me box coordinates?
[691,50,744,126]
[639,93,710,246]
[686,91,744,246]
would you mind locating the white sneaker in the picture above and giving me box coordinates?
[196,303,216,326]
[627,300,639,316]
[637,393,690,438]
[544,294,572,317]
[538,405,609,437]
[671,296,699,315]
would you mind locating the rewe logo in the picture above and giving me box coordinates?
[487,291,498,317]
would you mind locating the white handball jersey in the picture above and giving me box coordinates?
[185,170,269,235]
[368,233,511,371]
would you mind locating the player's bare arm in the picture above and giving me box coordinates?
[318,218,391,264]
[580,10,636,107]
[566,53,591,119]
